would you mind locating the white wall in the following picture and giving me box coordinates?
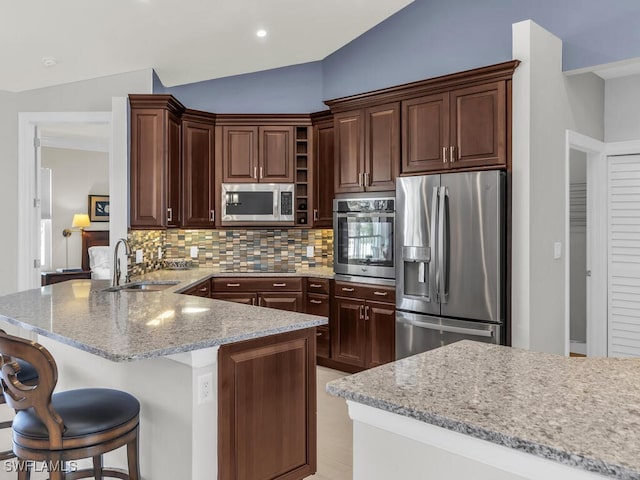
[605,74,640,142]
[0,69,153,295]
[41,147,109,270]
[511,21,604,354]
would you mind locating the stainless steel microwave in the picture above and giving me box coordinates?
[221,183,294,224]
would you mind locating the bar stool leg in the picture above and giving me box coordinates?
[17,459,30,480]
[126,433,140,480]
[92,455,103,479]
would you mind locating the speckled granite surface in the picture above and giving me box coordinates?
[327,341,640,480]
[0,267,330,362]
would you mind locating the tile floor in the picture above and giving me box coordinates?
[308,366,353,480]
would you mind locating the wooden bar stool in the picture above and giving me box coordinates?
[0,330,141,480]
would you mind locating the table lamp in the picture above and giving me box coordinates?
[62,213,91,269]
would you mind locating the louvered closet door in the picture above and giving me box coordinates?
[608,154,640,357]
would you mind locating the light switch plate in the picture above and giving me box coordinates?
[306,246,314,258]
[190,246,198,258]
[158,247,163,260]
[135,249,143,264]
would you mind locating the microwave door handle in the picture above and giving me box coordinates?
[438,186,449,303]
[429,186,439,302]
[274,192,279,216]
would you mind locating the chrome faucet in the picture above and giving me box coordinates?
[113,238,132,287]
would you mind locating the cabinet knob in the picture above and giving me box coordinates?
[309,284,322,288]
[272,283,287,287]
[450,145,456,163]
[227,283,240,287]
[442,146,448,164]
[373,291,388,296]
[167,207,173,222]
[313,209,318,221]
[210,210,215,222]
[198,287,208,293]
[341,287,355,292]
[309,299,323,304]
[254,166,258,179]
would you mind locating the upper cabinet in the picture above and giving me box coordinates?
[332,103,400,194]
[402,82,506,173]
[311,112,334,228]
[221,124,294,183]
[181,110,216,228]
[129,95,185,229]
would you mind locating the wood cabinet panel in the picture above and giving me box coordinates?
[450,81,506,168]
[167,113,182,227]
[365,103,399,191]
[211,292,257,305]
[332,296,366,367]
[218,329,316,480]
[365,300,395,368]
[306,278,330,295]
[222,126,258,182]
[306,293,330,317]
[182,118,215,228]
[182,279,211,298]
[312,120,334,227]
[260,126,294,182]
[316,326,330,359]
[259,292,303,312]
[334,111,365,193]
[252,277,303,292]
[401,93,449,174]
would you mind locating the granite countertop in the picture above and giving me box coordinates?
[327,340,640,480]
[0,267,330,362]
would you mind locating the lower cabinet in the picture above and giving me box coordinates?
[211,277,303,313]
[218,328,317,480]
[332,281,396,372]
[181,279,211,297]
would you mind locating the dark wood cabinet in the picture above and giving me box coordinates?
[129,95,185,229]
[402,81,507,174]
[181,110,216,228]
[211,277,304,313]
[334,104,399,193]
[305,278,331,360]
[221,125,294,183]
[331,281,395,371]
[218,328,317,480]
[41,270,92,286]
[260,292,303,311]
[181,279,211,298]
[211,292,257,305]
[311,113,334,228]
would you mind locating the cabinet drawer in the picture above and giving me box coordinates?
[306,293,330,317]
[213,277,302,292]
[335,281,395,303]
[306,278,330,295]
[316,326,330,359]
[183,279,211,297]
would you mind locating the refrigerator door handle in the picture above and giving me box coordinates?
[438,186,449,303]
[430,186,439,302]
[397,314,495,338]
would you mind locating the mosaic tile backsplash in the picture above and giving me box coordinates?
[129,229,333,277]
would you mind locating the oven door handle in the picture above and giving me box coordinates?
[335,212,395,218]
[396,313,495,338]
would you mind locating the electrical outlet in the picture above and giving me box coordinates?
[158,247,163,260]
[553,242,562,260]
[135,249,143,264]
[190,246,198,258]
[197,372,213,404]
[306,246,314,258]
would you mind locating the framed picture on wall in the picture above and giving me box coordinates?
[88,195,110,222]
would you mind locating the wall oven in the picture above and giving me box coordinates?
[333,194,395,280]
[221,183,294,225]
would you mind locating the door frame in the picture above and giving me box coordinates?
[17,110,117,291]
[564,130,606,357]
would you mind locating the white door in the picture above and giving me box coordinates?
[608,154,640,357]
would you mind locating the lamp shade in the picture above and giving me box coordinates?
[71,213,91,229]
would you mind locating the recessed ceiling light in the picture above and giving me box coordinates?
[42,57,57,67]
[256,29,267,38]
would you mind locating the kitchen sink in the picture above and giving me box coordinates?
[103,281,180,292]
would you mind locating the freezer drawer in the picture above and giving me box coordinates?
[395,311,500,360]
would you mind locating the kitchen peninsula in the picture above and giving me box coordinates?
[0,269,329,480]
[328,341,640,480]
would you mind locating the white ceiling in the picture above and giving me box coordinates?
[0,0,414,93]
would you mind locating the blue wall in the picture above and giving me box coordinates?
[154,61,325,113]
[156,0,640,111]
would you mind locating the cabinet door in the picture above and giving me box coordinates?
[332,297,366,367]
[365,103,399,191]
[130,108,167,228]
[450,81,506,169]
[167,112,182,227]
[334,111,365,193]
[259,126,294,182]
[316,326,330,359]
[312,120,334,227]
[401,93,450,174]
[182,119,215,228]
[222,126,258,182]
[211,292,257,305]
[182,280,211,298]
[365,300,395,368]
[218,329,316,480]
[259,292,303,312]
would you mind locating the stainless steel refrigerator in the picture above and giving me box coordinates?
[395,170,505,359]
